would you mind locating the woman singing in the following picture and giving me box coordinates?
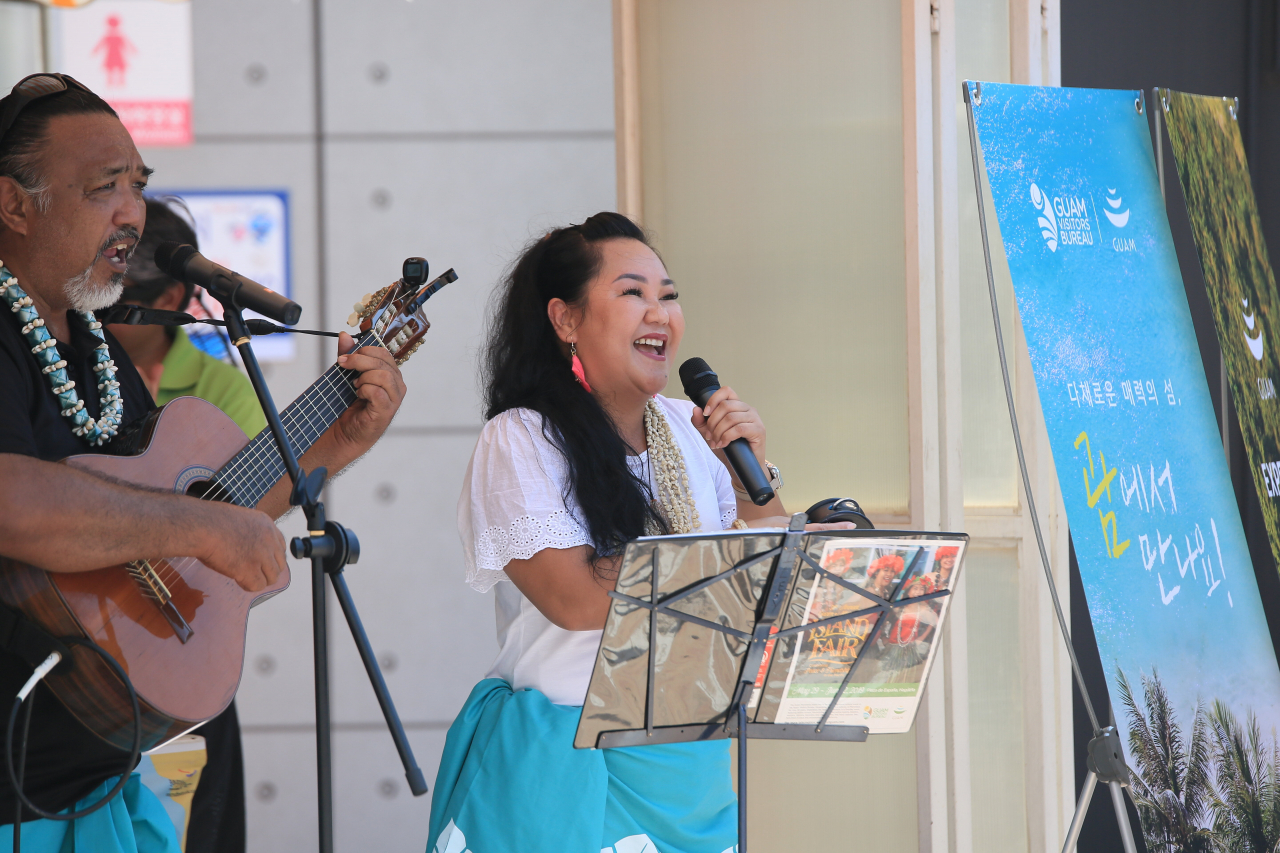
[430,213,843,853]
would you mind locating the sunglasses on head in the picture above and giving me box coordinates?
[0,73,92,147]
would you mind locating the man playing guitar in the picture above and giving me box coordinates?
[0,74,406,852]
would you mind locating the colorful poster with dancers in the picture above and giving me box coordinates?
[761,537,963,734]
[1162,89,1280,574]
[967,81,1280,847]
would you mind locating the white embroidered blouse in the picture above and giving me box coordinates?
[458,394,738,706]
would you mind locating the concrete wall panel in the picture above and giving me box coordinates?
[321,136,616,427]
[319,0,613,134]
[191,0,315,137]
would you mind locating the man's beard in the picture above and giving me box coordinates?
[62,228,137,312]
[64,267,125,312]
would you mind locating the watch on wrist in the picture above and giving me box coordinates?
[765,460,783,492]
[733,460,783,498]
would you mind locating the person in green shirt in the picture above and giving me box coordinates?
[106,197,261,853]
[150,324,264,437]
[107,199,265,439]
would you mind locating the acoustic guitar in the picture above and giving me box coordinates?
[0,269,455,752]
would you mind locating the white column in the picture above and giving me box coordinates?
[905,1,969,850]
[612,0,642,223]
[932,3,971,850]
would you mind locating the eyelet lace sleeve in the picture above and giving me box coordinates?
[459,410,593,593]
[471,509,592,593]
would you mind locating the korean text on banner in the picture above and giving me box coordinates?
[967,81,1280,847]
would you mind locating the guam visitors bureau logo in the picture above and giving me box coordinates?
[1030,183,1135,253]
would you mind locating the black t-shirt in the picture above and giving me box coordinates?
[0,305,154,820]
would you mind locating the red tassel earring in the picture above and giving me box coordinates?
[570,342,592,392]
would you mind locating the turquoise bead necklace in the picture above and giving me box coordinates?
[0,264,123,446]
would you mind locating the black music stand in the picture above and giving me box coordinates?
[575,514,968,852]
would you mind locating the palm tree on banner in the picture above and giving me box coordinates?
[1207,700,1280,852]
[1118,667,1216,852]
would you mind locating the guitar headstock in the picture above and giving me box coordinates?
[347,261,458,365]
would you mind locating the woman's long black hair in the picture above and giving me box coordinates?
[484,212,667,574]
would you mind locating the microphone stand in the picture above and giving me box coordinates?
[212,300,427,853]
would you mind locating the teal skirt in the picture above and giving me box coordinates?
[0,773,181,853]
[429,679,737,853]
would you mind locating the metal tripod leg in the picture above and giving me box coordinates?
[1061,770,1096,853]
[1060,728,1139,853]
[1108,780,1138,853]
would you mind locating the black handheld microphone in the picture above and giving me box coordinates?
[679,357,775,506]
[154,242,302,326]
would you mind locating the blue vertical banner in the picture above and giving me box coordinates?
[968,82,1280,840]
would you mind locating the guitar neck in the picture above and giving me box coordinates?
[206,330,380,507]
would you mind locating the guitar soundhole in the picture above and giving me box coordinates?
[187,479,234,503]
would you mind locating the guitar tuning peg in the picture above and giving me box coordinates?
[347,312,360,327]
[361,292,374,306]
[353,300,366,313]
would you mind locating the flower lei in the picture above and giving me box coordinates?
[0,264,123,446]
[643,398,701,535]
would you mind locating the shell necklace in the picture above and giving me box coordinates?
[642,398,701,535]
[0,264,123,446]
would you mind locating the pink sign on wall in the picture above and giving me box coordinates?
[50,0,193,147]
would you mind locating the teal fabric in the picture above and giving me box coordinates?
[134,756,186,845]
[428,679,737,853]
[0,773,181,853]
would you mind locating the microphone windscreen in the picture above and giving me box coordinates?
[679,357,720,400]
[153,242,196,277]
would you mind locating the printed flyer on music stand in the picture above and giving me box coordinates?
[762,538,962,734]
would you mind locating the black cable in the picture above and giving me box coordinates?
[194,290,236,364]
[244,319,339,338]
[6,638,142,824]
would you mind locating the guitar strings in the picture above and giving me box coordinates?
[122,332,381,625]
[209,334,370,507]
[129,332,374,603]
[230,367,358,506]
[221,372,341,495]
[196,327,376,506]
[240,361,360,501]
[225,337,366,490]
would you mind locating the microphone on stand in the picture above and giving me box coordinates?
[154,241,302,326]
[679,357,775,506]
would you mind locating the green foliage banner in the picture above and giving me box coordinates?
[1164,90,1280,570]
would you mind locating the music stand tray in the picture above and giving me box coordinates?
[574,513,968,850]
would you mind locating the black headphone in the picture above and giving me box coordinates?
[804,497,875,529]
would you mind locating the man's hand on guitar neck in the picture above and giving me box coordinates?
[332,331,407,453]
[0,454,286,592]
[252,332,407,520]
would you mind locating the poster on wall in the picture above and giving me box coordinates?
[155,190,294,362]
[967,81,1280,848]
[1162,90,1280,575]
[47,0,193,147]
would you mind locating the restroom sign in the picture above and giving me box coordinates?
[49,0,193,147]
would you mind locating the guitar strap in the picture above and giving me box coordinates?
[0,602,71,673]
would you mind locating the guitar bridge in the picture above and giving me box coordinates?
[127,560,194,644]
